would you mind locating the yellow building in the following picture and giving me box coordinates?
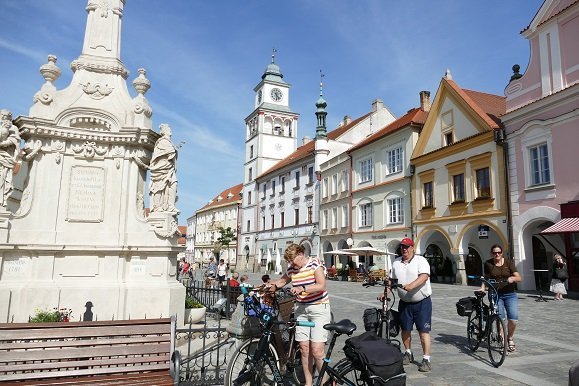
[410,72,508,285]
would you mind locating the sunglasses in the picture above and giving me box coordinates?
[491,251,502,255]
[401,245,412,249]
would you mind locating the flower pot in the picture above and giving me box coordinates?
[185,307,206,324]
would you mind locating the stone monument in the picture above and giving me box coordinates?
[0,0,185,323]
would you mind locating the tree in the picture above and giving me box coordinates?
[212,226,237,262]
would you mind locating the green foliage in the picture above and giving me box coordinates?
[30,308,72,323]
[185,296,204,309]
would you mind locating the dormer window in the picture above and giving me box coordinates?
[444,132,454,146]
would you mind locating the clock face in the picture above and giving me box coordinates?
[270,88,283,102]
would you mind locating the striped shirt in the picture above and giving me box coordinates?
[287,257,329,305]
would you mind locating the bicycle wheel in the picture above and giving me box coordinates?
[289,344,306,385]
[225,338,280,386]
[327,358,364,386]
[487,314,507,367]
[466,312,482,351]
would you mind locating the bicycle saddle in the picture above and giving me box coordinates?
[323,319,357,335]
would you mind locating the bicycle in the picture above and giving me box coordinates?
[362,278,403,345]
[225,285,312,385]
[459,275,508,367]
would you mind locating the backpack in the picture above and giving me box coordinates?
[344,331,405,385]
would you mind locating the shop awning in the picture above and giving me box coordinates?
[541,218,579,234]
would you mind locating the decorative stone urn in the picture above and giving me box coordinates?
[184,307,206,324]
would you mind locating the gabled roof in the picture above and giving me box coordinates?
[447,80,505,129]
[522,0,579,35]
[258,113,371,178]
[348,108,428,152]
[411,77,506,160]
[197,183,243,212]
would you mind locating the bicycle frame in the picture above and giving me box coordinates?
[363,278,402,345]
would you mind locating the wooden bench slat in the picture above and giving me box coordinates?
[17,372,174,385]
[0,335,169,351]
[0,318,171,330]
[0,324,171,341]
[0,363,170,382]
[0,341,171,362]
[2,353,170,373]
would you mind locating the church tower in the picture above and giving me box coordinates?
[239,52,299,270]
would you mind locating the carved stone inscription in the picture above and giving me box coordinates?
[67,166,105,222]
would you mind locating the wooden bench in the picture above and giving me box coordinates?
[349,268,365,282]
[0,317,178,385]
[369,269,387,282]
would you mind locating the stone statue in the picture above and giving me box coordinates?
[0,110,20,208]
[149,123,178,214]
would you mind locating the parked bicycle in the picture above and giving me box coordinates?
[225,285,311,385]
[362,278,403,344]
[456,275,508,367]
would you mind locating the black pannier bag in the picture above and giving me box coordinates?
[456,296,477,317]
[363,308,380,332]
[344,331,405,385]
[363,308,401,337]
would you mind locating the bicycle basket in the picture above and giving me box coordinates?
[456,296,477,317]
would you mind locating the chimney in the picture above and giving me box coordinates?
[302,136,312,145]
[343,115,352,125]
[420,91,431,112]
[372,99,383,112]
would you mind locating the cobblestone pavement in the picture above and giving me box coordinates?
[236,272,579,386]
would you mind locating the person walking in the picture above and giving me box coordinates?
[482,244,521,353]
[217,259,228,286]
[271,244,331,386]
[389,237,433,372]
[550,254,568,300]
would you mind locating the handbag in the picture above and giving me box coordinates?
[555,267,568,282]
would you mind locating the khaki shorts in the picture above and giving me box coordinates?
[294,303,332,343]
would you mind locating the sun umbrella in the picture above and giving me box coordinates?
[323,249,357,255]
[347,247,396,272]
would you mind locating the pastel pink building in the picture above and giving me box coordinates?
[502,0,579,291]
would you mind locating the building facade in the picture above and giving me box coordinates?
[238,57,299,271]
[344,93,429,271]
[502,0,579,290]
[193,184,242,266]
[410,73,508,286]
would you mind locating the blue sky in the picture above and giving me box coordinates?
[0,0,543,222]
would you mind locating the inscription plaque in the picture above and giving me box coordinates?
[67,166,105,222]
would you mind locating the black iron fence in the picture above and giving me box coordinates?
[176,280,241,385]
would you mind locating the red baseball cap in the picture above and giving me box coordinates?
[400,238,414,247]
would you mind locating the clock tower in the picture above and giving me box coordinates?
[239,52,299,270]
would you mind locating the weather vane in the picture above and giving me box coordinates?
[319,69,325,96]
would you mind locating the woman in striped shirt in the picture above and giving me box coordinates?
[271,243,331,386]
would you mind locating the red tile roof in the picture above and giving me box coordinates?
[177,225,187,245]
[348,108,428,152]
[258,113,372,178]
[446,79,505,129]
[198,183,243,212]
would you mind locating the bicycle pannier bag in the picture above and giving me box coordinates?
[363,308,380,332]
[456,296,476,317]
[344,331,405,386]
[225,296,261,337]
[385,309,400,337]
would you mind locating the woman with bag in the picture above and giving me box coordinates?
[550,254,568,301]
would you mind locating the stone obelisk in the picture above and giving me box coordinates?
[0,0,185,323]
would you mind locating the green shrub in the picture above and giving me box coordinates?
[30,308,72,323]
[185,296,204,309]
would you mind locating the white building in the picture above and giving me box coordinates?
[192,184,242,266]
[343,93,429,271]
[238,56,299,271]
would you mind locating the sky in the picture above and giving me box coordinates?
[0,0,544,222]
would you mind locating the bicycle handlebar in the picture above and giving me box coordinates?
[363,280,404,289]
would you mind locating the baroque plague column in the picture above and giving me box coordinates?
[0,0,185,322]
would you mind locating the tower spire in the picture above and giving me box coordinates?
[315,70,327,139]
[271,48,277,64]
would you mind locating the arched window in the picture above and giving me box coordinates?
[424,244,443,283]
